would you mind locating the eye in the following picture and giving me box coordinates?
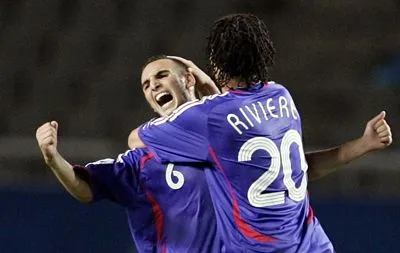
[142,83,149,90]
[157,72,168,79]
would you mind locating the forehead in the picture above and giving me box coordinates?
[141,59,179,82]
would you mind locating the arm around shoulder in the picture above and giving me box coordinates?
[128,127,146,149]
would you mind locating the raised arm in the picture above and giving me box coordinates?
[306,111,392,181]
[36,121,93,203]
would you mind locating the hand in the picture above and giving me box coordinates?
[167,56,221,97]
[36,121,59,164]
[362,111,392,151]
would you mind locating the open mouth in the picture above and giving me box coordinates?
[155,92,174,108]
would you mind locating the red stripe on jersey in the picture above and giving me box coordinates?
[145,190,165,245]
[307,206,314,224]
[139,152,155,171]
[208,146,276,243]
[138,153,166,248]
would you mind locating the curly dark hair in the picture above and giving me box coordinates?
[206,13,276,87]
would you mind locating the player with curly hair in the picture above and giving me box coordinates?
[135,14,393,252]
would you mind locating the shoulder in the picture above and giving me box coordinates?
[148,93,230,125]
[267,81,288,91]
[111,148,154,173]
[124,148,150,163]
[87,148,149,167]
[267,81,294,97]
[175,93,230,115]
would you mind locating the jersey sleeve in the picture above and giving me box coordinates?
[138,101,210,163]
[73,149,144,205]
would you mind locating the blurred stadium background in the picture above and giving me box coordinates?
[0,0,399,252]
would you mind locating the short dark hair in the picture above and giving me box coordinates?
[206,13,276,87]
[141,55,187,74]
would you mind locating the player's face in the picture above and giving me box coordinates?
[141,59,192,117]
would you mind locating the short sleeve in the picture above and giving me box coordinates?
[73,149,144,204]
[138,102,210,163]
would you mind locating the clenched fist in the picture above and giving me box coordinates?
[36,121,59,164]
[362,111,392,150]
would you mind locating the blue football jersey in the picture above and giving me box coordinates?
[74,148,223,253]
[139,82,334,252]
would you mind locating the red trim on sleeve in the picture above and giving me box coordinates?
[208,146,276,243]
[307,206,314,225]
[139,153,155,171]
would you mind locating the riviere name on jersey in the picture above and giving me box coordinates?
[226,96,299,135]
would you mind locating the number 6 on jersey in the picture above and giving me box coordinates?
[238,130,308,207]
[165,163,185,190]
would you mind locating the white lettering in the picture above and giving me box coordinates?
[226,96,300,134]
[245,104,262,124]
[266,98,278,118]
[227,114,249,135]
[239,108,254,127]
[290,100,298,120]
[257,101,268,120]
[279,96,289,118]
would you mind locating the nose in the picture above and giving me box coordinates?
[149,79,161,91]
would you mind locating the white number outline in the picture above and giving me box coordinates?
[239,130,308,207]
[165,163,185,190]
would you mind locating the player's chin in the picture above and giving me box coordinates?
[157,106,173,117]
[156,109,167,117]
[163,107,176,116]
[165,100,180,114]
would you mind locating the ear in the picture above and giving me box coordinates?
[184,71,197,100]
[184,71,196,90]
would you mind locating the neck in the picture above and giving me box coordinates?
[225,79,248,89]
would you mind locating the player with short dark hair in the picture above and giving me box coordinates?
[140,54,220,118]
[134,14,393,252]
[35,57,224,252]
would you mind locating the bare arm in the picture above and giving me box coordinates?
[36,121,93,203]
[128,127,145,149]
[306,138,369,180]
[307,111,392,181]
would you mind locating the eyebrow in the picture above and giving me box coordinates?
[142,69,170,87]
